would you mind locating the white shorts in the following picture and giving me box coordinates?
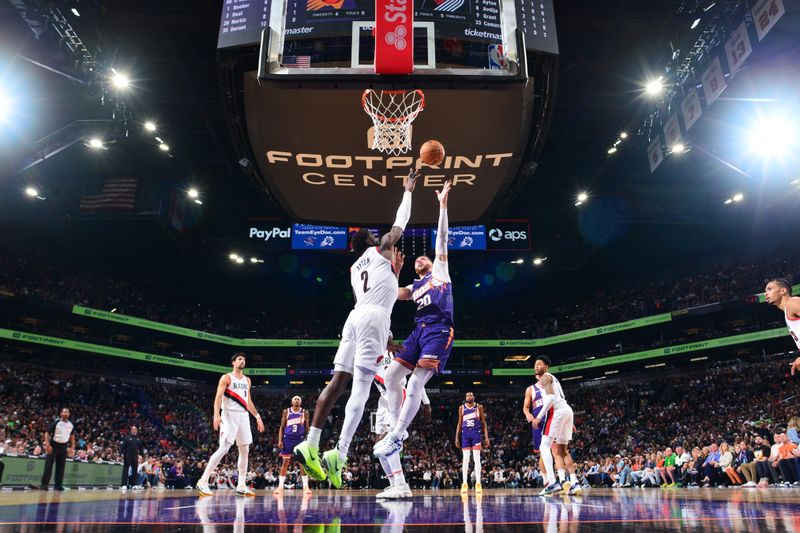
[219,410,252,446]
[543,405,573,445]
[333,305,391,376]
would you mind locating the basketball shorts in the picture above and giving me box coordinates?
[280,435,303,458]
[461,433,482,450]
[219,410,252,446]
[396,323,454,373]
[543,405,573,445]
[333,305,391,376]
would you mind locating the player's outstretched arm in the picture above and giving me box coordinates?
[432,181,452,282]
[379,169,419,256]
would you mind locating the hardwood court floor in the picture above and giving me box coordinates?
[2,487,800,531]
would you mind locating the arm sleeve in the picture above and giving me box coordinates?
[536,394,554,421]
[392,191,413,231]
[432,207,451,282]
[421,387,431,405]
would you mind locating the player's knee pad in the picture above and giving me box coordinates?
[462,450,471,461]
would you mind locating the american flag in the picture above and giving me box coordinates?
[79,177,138,212]
[282,56,311,68]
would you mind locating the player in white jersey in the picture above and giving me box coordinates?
[763,278,800,375]
[531,356,580,496]
[196,353,265,496]
[293,169,419,488]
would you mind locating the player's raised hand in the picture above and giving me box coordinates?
[386,339,405,354]
[393,250,405,273]
[436,180,452,208]
[791,356,800,375]
[404,168,419,193]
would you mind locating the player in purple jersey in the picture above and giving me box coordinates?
[373,181,454,461]
[275,396,311,495]
[455,392,489,493]
[523,375,548,484]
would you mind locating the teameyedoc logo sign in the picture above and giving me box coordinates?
[291,224,348,250]
[432,225,486,250]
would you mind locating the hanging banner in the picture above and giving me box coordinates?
[647,136,664,173]
[725,21,753,76]
[701,57,727,106]
[374,0,414,74]
[662,113,683,151]
[751,0,785,42]
[680,88,703,132]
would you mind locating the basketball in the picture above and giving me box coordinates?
[420,140,445,166]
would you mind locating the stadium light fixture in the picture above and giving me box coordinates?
[690,18,701,29]
[723,198,733,205]
[158,143,170,152]
[71,8,80,16]
[562,375,582,381]
[690,356,708,362]
[732,193,744,202]
[194,199,203,205]
[111,72,129,89]
[229,253,239,260]
[645,78,663,96]
[575,191,589,208]
[235,257,245,264]
[88,137,104,149]
[791,179,800,185]
[144,121,156,132]
[25,187,39,198]
[645,363,666,369]
[187,188,199,199]
[533,257,547,266]
[671,143,686,154]
[605,370,619,375]
[510,259,524,264]
[250,257,258,264]
[474,283,481,288]
[607,147,617,154]
[620,132,628,139]
[747,116,797,159]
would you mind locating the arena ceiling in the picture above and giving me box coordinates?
[0,0,798,297]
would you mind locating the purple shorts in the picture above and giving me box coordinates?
[462,433,482,450]
[396,324,454,373]
[532,428,543,452]
[281,435,303,458]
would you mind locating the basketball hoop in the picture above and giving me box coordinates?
[362,89,425,155]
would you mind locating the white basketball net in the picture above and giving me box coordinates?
[362,89,425,155]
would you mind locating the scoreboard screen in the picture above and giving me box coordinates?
[217,0,558,55]
[217,0,272,49]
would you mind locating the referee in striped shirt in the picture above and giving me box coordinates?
[39,407,75,491]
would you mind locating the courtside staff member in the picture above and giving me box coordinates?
[40,407,75,490]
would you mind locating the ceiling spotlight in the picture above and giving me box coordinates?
[235,257,245,264]
[533,257,547,265]
[645,78,663,96]
[250,257,258,264]
[111,72,129,89]
[671,143,686,154]
[229,253,239,260]
[88,138,103,149]
[690,18,701,29]
[791,179,800,185]
[187,188,199,199]
[747,116,797,159]
[732,193,744,202]
[158,143,170,152]
[577,192,588,202]
[574,200,583,206]
[607,147,618,154]
[620,132,628,139]
[723,198,733,205]
[71,8,80,16]
[25,187,39,197]
[194,199,203,205]
[144,121,156,132]
[510,259,524,264]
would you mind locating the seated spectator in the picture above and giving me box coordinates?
[701,443,722,487]
[719,442,739,486]
[662,447,677,486]
[674,446,691,485]
[777,433,799,486]
[788,417,800,446]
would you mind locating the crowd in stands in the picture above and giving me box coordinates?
[1,250,798,342]
[1,355,798,491]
